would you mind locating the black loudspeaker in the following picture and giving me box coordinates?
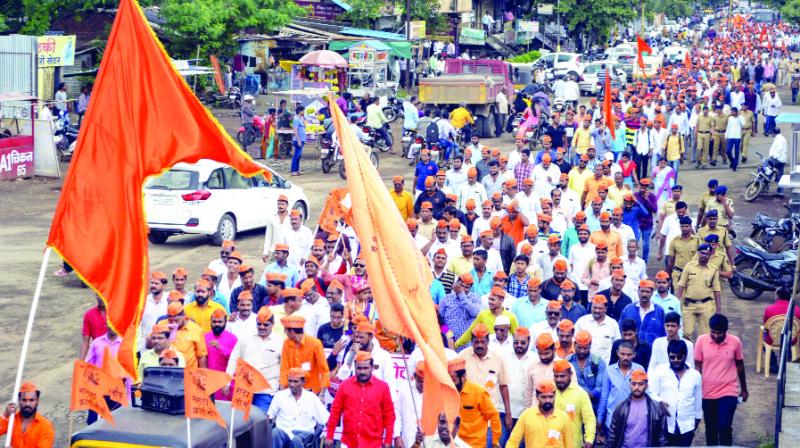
[137,367,185,415]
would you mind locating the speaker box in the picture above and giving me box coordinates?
[138,367,185,415]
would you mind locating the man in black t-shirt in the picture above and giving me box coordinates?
[316,302,345,349]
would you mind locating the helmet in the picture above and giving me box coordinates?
[243,94,254,102]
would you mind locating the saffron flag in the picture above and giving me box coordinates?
[318,187,350,234]
[231,359,271,421]
[603,70,615,140]
[636,34,652,76]
[101,346,130,407]
[70,360,116,425]
[328,96,460,435]
[46,0,265,377]
[209,55,226,94]
[684,52,692,71]
[184,367,232,428]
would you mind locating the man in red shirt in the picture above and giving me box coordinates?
[80,295,107,360]
[763,286,800,344]
[325,351,396,448]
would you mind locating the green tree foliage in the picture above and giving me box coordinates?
[557,0,636,44]
[781,0,800,25]
[0,14,7,33]
[646,0,693,19]
[343,0,386,27]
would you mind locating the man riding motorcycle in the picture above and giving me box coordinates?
[449,102,474,142]
[366,97,393,151]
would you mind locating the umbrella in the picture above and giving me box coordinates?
[299,50,348,69]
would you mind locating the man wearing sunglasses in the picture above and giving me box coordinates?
[648,340,702,447]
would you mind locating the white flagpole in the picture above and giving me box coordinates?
[4,247,51,448]
[228,407,236,447]
[186,417,192,448]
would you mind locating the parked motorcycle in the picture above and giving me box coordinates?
[743,152,782,201]
[402,129,417,158]
[749,206,800,253]
[236,115,265,148]
[362,124,391,152]
[54,111,79,161]
[730,243,797,300]
[337,140,380,180]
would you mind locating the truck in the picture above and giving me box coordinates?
[418,59,515,138]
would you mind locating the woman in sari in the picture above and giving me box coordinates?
[651,156,676,210]
[618,151,638,188]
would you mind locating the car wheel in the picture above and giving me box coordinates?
[147,231,169,244]
[212,214,236,246]
[292,201,308,221]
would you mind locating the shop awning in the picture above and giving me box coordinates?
[330,0,352,11]
[339,27,406,41]
[329,39,412,59]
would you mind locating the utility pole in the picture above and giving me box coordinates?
[405,0,411,92]
[556,0,561,52]
[641,0,645,35]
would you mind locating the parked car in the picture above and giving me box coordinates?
[662,45,689,64]
[537,52,584,80]
[143,159,309,245]
[579,62,627,94]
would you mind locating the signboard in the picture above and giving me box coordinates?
[37,35,76,67]
[0,136,34,180]
[459,27,486,45]
[518,20,539,33]
[294,0,345,20]
[461,11,475,23]
[348,45,389,67]
[537,3,554,15]
[409,20,427,40]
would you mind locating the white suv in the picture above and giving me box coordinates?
[537,52,584,80]
[144,159,309,245]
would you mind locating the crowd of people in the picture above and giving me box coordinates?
[4,14,800,448]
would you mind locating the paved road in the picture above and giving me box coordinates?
[0,92,796,446]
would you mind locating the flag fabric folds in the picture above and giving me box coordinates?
[70,360,116,424]
[318,187,350,234]
[46,0,264,377]
[101,346,130,407]
[684,52,692,71]
[603,70,616,140]
[328,95,460,435]
[184,367,232,428]
[636,34,653,76]
[209,55,226,94]
[231,359,271,421]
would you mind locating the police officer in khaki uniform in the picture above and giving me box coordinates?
[667,216,701,286]
[711,105,729,166]
[697,209,736,265]
[695,105,714,168]
[703,185,735,229]
[676,243,722,341]
[695,179,718,228]
[739,103,755,163]
[701,234,734,279]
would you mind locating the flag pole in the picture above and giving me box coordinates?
[4,247,51,448]
[396,337,421,427]
[186,417,192,448]
[228,407,235,447]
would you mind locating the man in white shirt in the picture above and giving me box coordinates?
[284,209,314,267]
[489,315,514,360]
[769,127,788,193]
[530,301,562,343]
[227,292,258,340]
[633,120,655,179]
[622,240,647,281]
[563,76,581,108]
[471,201,494,241]
[268,368,329,447]
[140,271,168,351]
[574,295,620,365]
[648,339,702,446]
[568,226,595,301]
[226,307,284,413]
[209,240,235,277]
[396,362,425,448]
[514,179,540,223]
[263,195,293,259]
[531,153,561,198]
[553,76,566,100]
[507,328,535,423]
[763,86,783,135]
[724,107,745,171]
[300,279,330,337]
[610,209,635,256]
[668,105,690,142]
[649,311,693,373]
[729,85,745,110]
[651,120,669,173]
[507,138,524,173]
[457,167,488,212]
[426,225,461,262]
[445,156,468,194]
[657,202,690,260]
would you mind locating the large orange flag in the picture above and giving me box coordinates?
[46,0,265,377]
[70,360,116,424]
[603,70,615,140]
[102,346,130,407]
[636,34,652,76]
[184,367,232,428]
[328,96,460,435]
[231,359,270,421]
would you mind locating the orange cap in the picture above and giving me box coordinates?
[536,379,556,394]
[289,209,302,218]
[560,279,575,290]
[575,330,592,345]
[553,259,568,271]
[490,286,506,297]
[161,349,178,360]
[312,239,325,248]
[557,319,574,331]
[467,167,478,177]
[466,199,476,210]
[447,358,467,373]
[256,307,273,323]
[553,359,572,373]
[287,367,306,379]
[538,214,553,223]
[406,218,418,230]
[281,315,306,329]
[356,321,375,334]
[167,302,183,316]
[655,271,670,280]
[392,175,404,183]
[300,278,316,294]
[221,239,235,249]
[421,201,433,210]
[515,327,530,337]
[172,267,188,277]
[151,271,167,281]
[528,277,542,288]
[237,290,253,303]
[281,288,303,298]
[493,271,507,280]
[424,177,435,187]
[436,219,448,229]
[18,382,37,394]
[274,243,290,252]
[546,299,562,311]
[472,323,490,338]
[449,218,461,230]
[211,308,227,319]
[460,272,474,285]
[639,279,655,289]
[591,294,608,305]
[355,351,373,362]
[525,224,538,237]
[535,332,555,350]
[611,269,626,280]
[167,290,185,302]
[631,369,648,382]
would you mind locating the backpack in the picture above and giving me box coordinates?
[426,118,440,143]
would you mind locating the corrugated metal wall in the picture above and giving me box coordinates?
[0,35,37,119]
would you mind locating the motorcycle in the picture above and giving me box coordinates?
[334,138,380,180]
[236,115,265,148]
[743,152,783,201]
[362,124,391,152]
[749,206,800,253]
[54,111,79,161]
[402,129,417,158]
[226,86,242,109]
[730,243,797,300]
[382,93,403,123]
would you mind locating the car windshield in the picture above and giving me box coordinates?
[584,65,604,74]
[144,169,198,190]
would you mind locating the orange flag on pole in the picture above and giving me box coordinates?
[328,95,460,435]
[70,360,116,425]
[318,187,350,234]
[46,0,265,378]
[101,346,130,407]
[209,55,226,94]
[603,70,615,140]
[684,52,692,71]
[636,34,652,76]
[231,359,271,421]
[184,367,232,428]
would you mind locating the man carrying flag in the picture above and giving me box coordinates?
[0,383,55,448]
[268,368,329,448]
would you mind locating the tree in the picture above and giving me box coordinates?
[343,0,387,27]
[557,0,636,47]
[0,14,7,33]
[781,0,800,25]
[646,0,693,20]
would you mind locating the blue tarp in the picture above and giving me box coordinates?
[776,113,800,124]
[339,27,406,41]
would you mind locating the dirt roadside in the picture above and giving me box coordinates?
[0,97,794,446]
